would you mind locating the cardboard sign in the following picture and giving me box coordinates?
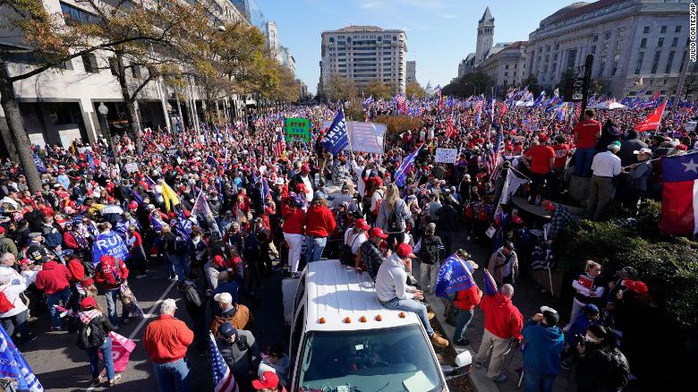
[284,118,311,142]
[124,163,139,173]
[435,148,458,163]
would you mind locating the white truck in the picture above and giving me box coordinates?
[282,260,471,392]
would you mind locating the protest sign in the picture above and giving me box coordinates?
[435,148,458,163]
[124,163,139,173]
[285,118,311,142]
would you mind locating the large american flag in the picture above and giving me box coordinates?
[209,333,239,392]
[483,126,504,181]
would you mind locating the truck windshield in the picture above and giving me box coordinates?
[297,325,443,392]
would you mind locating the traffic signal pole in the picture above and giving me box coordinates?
[579,54,594,122]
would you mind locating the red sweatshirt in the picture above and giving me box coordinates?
[35,261,71,294]
[454,285,483,311]
[282,207,306,235]
[143,314,194,364]
[305,205,337,237]
[67,258,85,283]
[479,293,524,340]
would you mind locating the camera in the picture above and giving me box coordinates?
[575,334,586,347]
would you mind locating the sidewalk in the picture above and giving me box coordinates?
[422,238,577,392]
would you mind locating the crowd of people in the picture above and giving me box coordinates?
[0,92,694,391]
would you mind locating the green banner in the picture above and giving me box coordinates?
[285,117,311,142]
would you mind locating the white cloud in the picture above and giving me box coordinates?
[360,1,384,10]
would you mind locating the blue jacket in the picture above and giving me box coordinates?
[566,312,597,349]
[522,319,564,375]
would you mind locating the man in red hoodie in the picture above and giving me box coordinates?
[94,255,130,329]
[35,256,72,331]
[304,197,337,264]
[475,283,524,383]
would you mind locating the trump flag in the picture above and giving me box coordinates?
[322,108,349,155]
[435,253,476,298]
[634,101,667,132]
[0,325,43,391]
[660,153,698,235]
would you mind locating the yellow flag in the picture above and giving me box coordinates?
[160,181,180,213]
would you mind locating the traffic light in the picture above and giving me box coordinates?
[571,78,584,101]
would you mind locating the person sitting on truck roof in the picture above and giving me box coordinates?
[375,243,449,348]
[358,227,388,281]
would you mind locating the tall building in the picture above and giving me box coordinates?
[281,46,296,72]
[320,25,408,94]
[475,7,495,65]
[229,0,267,33]
[457,8,501,76]
[526,0,692,98]
[265,21,282,62]
[406,61,416,84]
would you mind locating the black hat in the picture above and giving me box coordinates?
[540,306,560,326]
[219,322,237,339]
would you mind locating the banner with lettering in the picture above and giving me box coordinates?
[91,231,130,265]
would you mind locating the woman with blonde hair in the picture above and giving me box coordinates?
[568,260,605,327]
[376,183,412,251]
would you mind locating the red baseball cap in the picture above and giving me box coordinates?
[368,227,388,239]
[251,371,279,389]
[354,219,370,231]
[80,297,96,310]
[396,243,417,259]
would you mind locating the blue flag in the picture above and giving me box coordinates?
[0,326,44,391]
[484,269,499,296]
[394,146,422,187]
[85,151,95,171]
[322,108,349,156]
[174,212,192,242]
[91,231,130,266]
[435,254,477,298]
[33,152,47,174]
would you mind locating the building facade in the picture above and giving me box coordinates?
[320,26,408,94]
[475,7,495,66]
[478,41,529,90]
[527,0,692,98]
[406,61,416,84]
[0,0,268,155]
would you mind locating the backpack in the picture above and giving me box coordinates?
[373,191,384,216]
[82,259,95,277]
[604,348,630,389]
[76,316,106,350]
[387,201,403,232]
[418,236,440,265]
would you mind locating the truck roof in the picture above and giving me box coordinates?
[304,260,421,332]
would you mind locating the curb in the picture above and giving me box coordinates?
[427,294,501,392]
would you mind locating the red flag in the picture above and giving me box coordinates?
[445,118,457,138]
[635,101,667,132]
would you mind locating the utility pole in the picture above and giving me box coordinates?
[579,54,593,122]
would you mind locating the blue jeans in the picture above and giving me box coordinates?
[47,287,71,328]
[153,358,190,392]
[168,253,190,282]
[104,288,126,326]
[1,309,29,340]
[453,308,474,342]
[523,365,556,392]
[305,236,327,263]
[574,148,596,177]
[86,337,115,381]
[381,296,434,336]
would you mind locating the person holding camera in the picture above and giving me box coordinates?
[575,324,630,392]
[217,322,261,391]
[521,306,565,392]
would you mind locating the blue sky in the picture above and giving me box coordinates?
[254,0,583,94]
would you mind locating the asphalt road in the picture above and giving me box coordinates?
[21,260,288,392]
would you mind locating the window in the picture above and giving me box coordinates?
[665,51,675,73]
[554,53,558,61]
[672,37,678,47]
[591,46,596,54]
[661,26,667,33]
[680,51,688,72]
[604,31,611,40]
[658,38,664,47]
[567,48,577,69]
[81,54,98,73]
[555,44,560,51]
[635,52,644,74]
[612,53,620,76]
[108,57,118,76]
[131,64,142,78]
[592,35,598,42]
[640,38,647,48]
[643,26,650,34]
[616,39,623,51]
[676,25,682,33]
[651,51,661,74]
[60,1,98,25]
[505,64,509,69]
[504,72,509,76]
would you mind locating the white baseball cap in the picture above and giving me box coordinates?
[214,292,233,304]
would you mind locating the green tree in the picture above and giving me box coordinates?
[324,74,358,102]
[406,81,426,98]
[442,72,493,97]
[363,80,392,100]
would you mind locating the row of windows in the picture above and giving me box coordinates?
[635,50,686,74]
[640,37,682,48]
[643,25,682,34]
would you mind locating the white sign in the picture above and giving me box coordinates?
[321,120,386,154]
[124,163,139,173]
[435,148,458,163]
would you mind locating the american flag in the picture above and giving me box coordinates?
[483,126,504,180]
[209,333,239,392]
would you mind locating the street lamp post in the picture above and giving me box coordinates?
[166,102,174,133]
[98,102,116,158]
